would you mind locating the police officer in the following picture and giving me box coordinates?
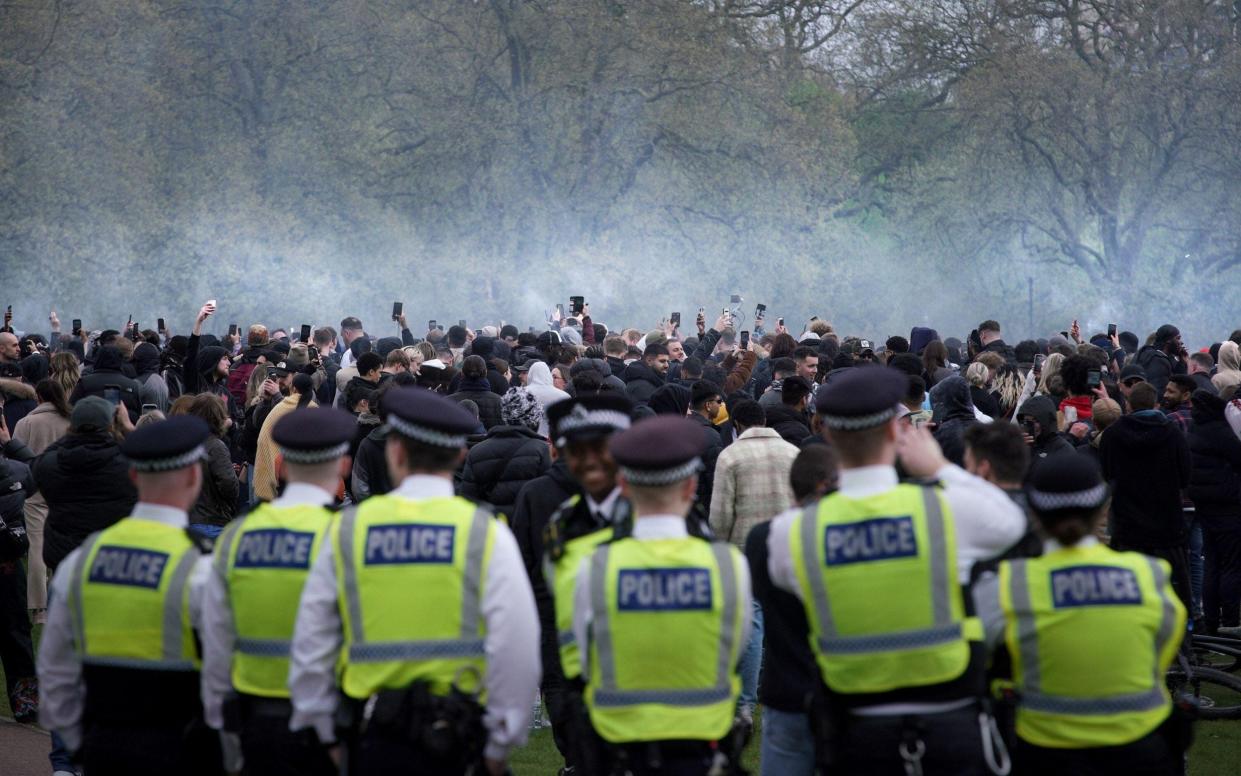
[528,394,634,771]
[766,367,1026,774]
[974,455,1187,775]
[572,416,752,776]
[37,416,223,775]
[288,387,540,775]
[201,407,356,775]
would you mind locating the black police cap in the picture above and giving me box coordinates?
[1026,453,1108,514]
[120,416,211,473]
[609,416,706,487]
[546,394,633,448]
[381,386,478,448]
[814,366,906,430]
[273,407,357,465]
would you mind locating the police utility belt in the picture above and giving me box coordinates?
[335,676,487,769]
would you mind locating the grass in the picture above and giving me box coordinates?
[4,617,1238,774]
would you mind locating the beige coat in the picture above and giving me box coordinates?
[253,394,318,501]
[13,403,71,456]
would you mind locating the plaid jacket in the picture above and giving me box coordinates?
[708,427,799,548]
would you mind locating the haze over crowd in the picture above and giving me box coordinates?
[4,2,1241,343]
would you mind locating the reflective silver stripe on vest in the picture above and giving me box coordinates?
[83,655,195,671]
[337,506,366,642]
[588,542,739,708]
[459,507,491,639]
[235,637,292,658]
[804,487,956,651]
[1148,557,1178,688]
[214,520,242,577]
[162,546,200,663]
[349,639,486,661]
[1021,686,1166,715]
[593,686,734,708]
[922,487,952,625]
[1008,558,1168,717]
[818,623,963,655]
[68,532,105,656]
[340,505,491,662]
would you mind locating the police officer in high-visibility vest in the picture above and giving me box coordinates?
[201,407,356,775]
[36,416,223,776]
[572,416,752,775]
[530,394,634,772]
[973,454,1187,775]
[288,387,540,775]
[766,367,1026,774]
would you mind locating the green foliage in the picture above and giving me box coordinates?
[1,1,1238,343]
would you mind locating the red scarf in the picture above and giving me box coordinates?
[1059,394,1094,421]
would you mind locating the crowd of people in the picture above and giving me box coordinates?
[0,299,1238,775]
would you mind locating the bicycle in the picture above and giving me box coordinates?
[1166,629,1241,720]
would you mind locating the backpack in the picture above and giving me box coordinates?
[227,361,258,406]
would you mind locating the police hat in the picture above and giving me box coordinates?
[273,407,357,465]
[1025,453,1108,514]
[546,394,633,448]
[609,416,705,487]
[814,366,906,431]
[381,386,477,448]
[120,416,211,473]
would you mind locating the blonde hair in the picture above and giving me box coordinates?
[965,361,990,388]
[134,410,167,429]
[50,352,81,396]
[1037,353,1065,395]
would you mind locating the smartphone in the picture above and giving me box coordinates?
[810,315,819,322]
[755,303,766,319]
[739,330,750,350]
[157,317,165,332]
[300,324,312,342]
[555,303,565,319]
[721,307,731,319]
[459,319,467,329]
[778,317,785,327]
[1022,418,1037,438]
[1034,353,1046,372]
[671,312,681,326]
[132,322,141,341]
[1060,330,1069,338]
[392,301,403,321]
[697,306,705,316]
[428,319,436,331]
[141,403,158,414]
[730,294,742,304]
[266,366,278,380]
[1087,369,1101,388]
[1064,405,1078,424]
[228,323,238,337]
[206,299,217,309]
[570,296,585,316]
[103,385,121,407]
[72,318,82,336]
[1108,323,1117,338]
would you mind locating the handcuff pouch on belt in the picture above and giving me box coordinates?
[354,672,487,771]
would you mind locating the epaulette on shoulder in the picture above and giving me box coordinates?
[543,495,582,562]
[184,527,215,555]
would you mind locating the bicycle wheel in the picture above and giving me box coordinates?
[1192,641,1241,673]
[1166,665,1241,720]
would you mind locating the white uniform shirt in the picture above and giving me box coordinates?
[571,515,753,680]
[200,482,336,729]
[766,464,1025,713]
[37,503,212,752]
[287,474,541,761]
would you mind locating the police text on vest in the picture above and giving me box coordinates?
[1051,565,1142,608]
[88,546,170,589]
[235,528,315,569]
[617,568,713,611]
[824,516,918,566]
[364,523,455,565]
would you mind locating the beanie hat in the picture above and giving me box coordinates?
[500,387,543,431]
[71,396,115,433]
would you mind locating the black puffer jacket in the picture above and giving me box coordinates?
[351,424,392,503]
[459,425,551,518]
[34,431,137,571]
[1017,395,1076,463]
[1135,345,1184,398]
[72,346,142,421]
[448,380,504,431]
[765,405,812,447]
[1187,390,1241,518]
[621,361,665,407]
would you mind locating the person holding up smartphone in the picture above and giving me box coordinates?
[183,300,243,431]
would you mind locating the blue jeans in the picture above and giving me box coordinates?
[738,600,763,711]
[760,707,815,776]
[50,730,77,772]
[1189,513,1204,617]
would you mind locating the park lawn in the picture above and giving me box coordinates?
[4,625,1238,774]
